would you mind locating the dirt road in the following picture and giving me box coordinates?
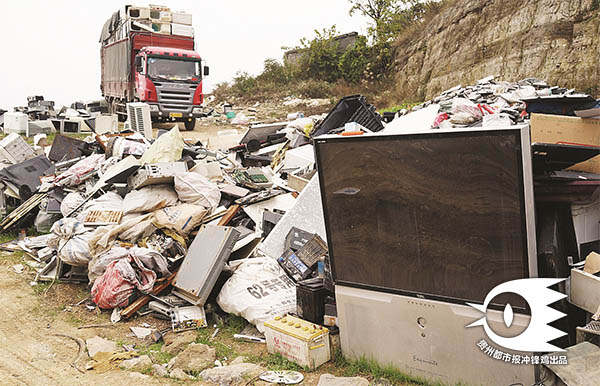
[0,252,179,385]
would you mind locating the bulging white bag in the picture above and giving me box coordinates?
[78,191,124,221]
[152,203,207,235]
[122,185,178,214]
[61,192,85,217]
[48,218,94,266]
[217,257,296,332]
[174,172,221,210]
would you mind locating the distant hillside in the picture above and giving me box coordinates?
[391,0,600,101]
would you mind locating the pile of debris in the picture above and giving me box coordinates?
[0,74,598,381]
[385,76,600,131]
[1,95,111,138]
[0,99,338,369]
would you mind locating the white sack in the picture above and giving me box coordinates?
[174,172,220,210]
[217,257,296,332]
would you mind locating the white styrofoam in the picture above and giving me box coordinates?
[381,104,440,134]
[172,12,192,25]
[283,144,314,170]
[171,23,194,37]
[3,112,28,134]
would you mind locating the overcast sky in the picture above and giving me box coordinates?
[0,1,368,110]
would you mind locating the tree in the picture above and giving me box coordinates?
[348,0,426,43]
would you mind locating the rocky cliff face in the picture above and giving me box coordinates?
[392,0,600,101]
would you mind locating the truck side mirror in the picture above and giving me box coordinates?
[203,66,210,76]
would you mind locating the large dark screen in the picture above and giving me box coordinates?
[315,130,529,308]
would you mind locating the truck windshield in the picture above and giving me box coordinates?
[147,57,200,81]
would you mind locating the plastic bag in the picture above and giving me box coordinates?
[482,113,512,128]
[129,247,170,277]
[112,137,148,158]
[88,213,154,257]
[286,117,314,136]
[120,218,156,242]
[450,98,482,124]
[61,192,86,217]
[231,112,249,125]
[174,172,220,210]
[432,112,449,128]
[122,184,178,214]
[54,154,105,187]
[88,246,169,285]
[34,210,61,234]
[91,255,156,309]
[48,218,94,266]
[153,203,207,235]
[140,126,184,164]
[78,191,124,221]
[88,245,130,284]
[217,257,296,332]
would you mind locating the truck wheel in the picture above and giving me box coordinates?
[184,119,196,131]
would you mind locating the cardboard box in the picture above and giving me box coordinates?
[530,113,600,174]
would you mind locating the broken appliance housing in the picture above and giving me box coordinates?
[126,102,152,139]
[127,161,187,189]
[314,125,538,385]
[173,225,240,305]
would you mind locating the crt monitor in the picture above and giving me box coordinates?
[313,126,537,312]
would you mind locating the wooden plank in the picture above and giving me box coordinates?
[120,271,177,319]
[217,204,240,226]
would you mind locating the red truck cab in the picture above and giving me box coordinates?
[134,46,208,129]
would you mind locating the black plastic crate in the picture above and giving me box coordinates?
[296,278,328,324]
[313,95,384,137]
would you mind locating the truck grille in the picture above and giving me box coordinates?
[154,82,196,111]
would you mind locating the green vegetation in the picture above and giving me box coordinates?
[0,232,19,245]
[214,0,446,109]
[254,353,305,372]
[333,349,430,385]
[194,314,246,359]
[32,281,53,296]
[139,342,175,364]
[0,250,24,266]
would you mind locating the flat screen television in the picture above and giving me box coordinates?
[314,126,537,312]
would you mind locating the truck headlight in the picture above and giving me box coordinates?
[149,105,159,112]
[192,107,203,114]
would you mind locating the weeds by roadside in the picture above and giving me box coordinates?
[333,348,430,385]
